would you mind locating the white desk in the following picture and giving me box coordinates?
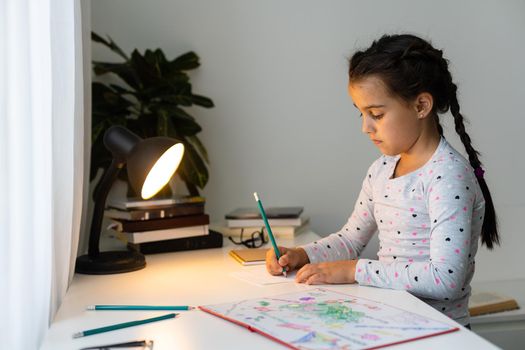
[41,232,498,349]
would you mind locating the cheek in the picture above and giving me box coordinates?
[379,116,419,151]
[385,112,419,137]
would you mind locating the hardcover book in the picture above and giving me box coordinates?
[108,195,205,210]
[111,214,209,232]
[225,206,303,219]
[226,215,307,228]
[468,291,519,316]
[229,249,267,266]
[128,230,223,254]
[122,225,209,244]
[104,203,204,221]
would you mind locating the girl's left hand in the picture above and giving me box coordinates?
[295,260,358,285]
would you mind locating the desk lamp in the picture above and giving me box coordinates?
[76,126,185,274]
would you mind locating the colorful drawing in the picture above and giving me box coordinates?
[201,288,457,350]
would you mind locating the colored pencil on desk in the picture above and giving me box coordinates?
[253,192,287,277]
[87,305,194,311]
[80,340,152,350]
[72,313,176,338]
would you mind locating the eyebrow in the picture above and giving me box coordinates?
[353,103,386,109]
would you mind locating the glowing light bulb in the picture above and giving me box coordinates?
[141,143,184,199]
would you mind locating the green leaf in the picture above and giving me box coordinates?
[190,94,214,108]
[179,140,209,189]
[164,71,190,85]
[92,82,134,119]
[156,108,169,137]
[187,135,209,163]
[109,84,136,96]
[170,51,200,71]
[144,49,169,76]
[93,61,140,90]
[91,32,129,61]
[130,49,159,88]
[159,83,193,106]
[153,105,201,136]
[128,114,158,139]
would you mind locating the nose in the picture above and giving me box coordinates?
[361,115,374,134]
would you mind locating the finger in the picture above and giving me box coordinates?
[266,248,276,260]
[278,254,289,268]
[295,264,313,283]
[306,273,324,285]
[278,246,288,255]
[265,249,282,275]
[267,262,283,275]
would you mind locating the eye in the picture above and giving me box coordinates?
[370,113,384,120]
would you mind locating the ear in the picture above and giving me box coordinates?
[413,92,434,119]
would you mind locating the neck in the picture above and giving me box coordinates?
[396,120,441,175]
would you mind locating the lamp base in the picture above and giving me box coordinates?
[75,250,146,274]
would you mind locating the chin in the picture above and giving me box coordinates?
[376,145,397,156]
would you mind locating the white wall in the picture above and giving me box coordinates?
[90,0,525,281]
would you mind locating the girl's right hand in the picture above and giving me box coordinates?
[265,246,309,276]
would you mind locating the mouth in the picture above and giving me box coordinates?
[371,139,382,145]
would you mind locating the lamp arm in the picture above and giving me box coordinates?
[88,158,125,257]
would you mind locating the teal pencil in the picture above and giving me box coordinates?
[87,305,194,311]
[73,313,176,338]
[253,192,287,277]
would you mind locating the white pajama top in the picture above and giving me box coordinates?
[302,137,485,325]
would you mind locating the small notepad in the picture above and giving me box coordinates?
[229,249,267,266]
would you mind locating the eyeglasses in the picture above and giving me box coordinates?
[228,227,268,248]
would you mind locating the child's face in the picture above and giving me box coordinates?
[348,76,423,156]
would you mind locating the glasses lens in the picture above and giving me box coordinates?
[229,229,268,248]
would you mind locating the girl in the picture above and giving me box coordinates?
[266,34,499,327]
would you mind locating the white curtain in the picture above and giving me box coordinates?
[0,0,84,349]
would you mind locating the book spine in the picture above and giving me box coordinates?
[116,214,209,232]
[123,196,206,209]
[105,203,204,221]
[129,230,223,254]
[226,217,302,228]
[126,225,209,244]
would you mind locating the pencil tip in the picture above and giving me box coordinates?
[72,332,83,338]
[86,305,95,310]
[253,192,259,201]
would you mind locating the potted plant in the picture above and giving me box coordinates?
[90,32,214,197]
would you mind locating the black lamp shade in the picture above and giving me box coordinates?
[103,126,184,199]
[75,126,185,274]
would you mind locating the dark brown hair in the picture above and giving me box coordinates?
[349,34,499,249]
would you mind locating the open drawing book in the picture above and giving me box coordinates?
[199,288,458,350]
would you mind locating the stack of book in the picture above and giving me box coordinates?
[215,206,309,238]
[105,195,222,254]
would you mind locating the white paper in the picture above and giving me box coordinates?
[230,265,296,286]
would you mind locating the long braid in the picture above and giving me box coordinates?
[448,85,500,249]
